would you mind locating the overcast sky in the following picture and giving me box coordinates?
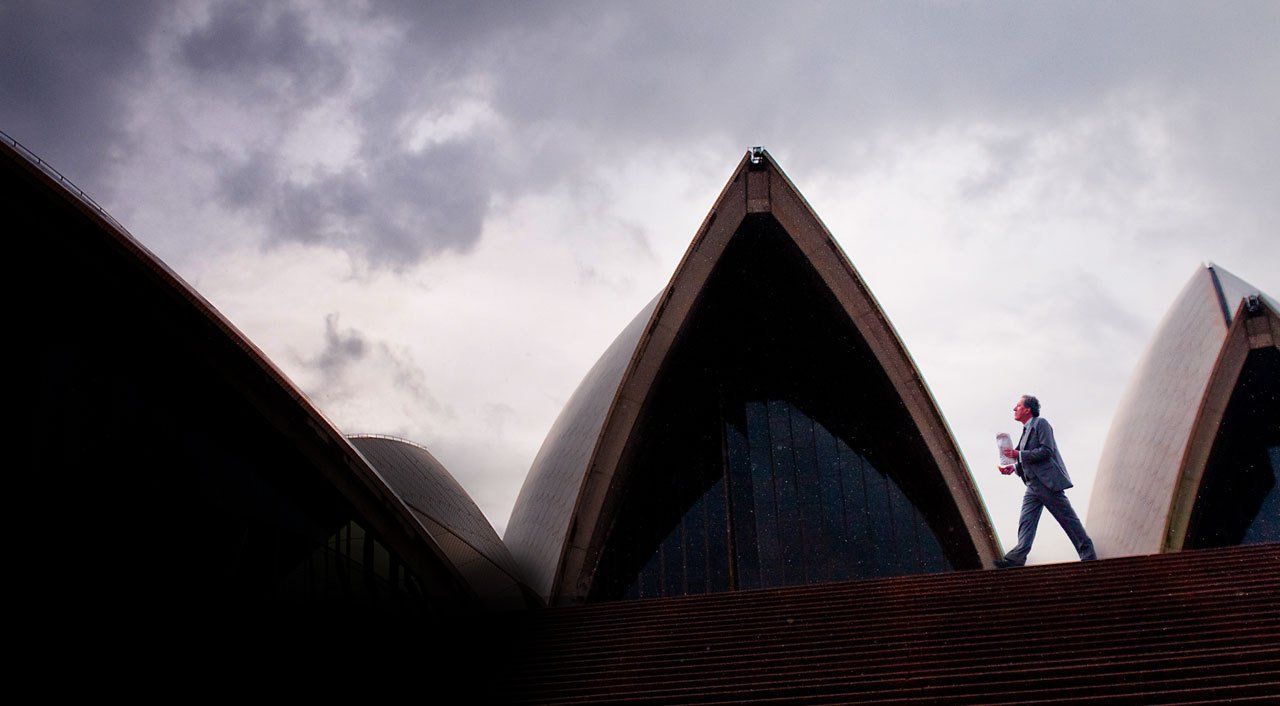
[5,1,1277,564]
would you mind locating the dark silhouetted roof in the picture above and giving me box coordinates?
[5,132,482,606]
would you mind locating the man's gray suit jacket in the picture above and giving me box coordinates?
[1015,416,1074,491]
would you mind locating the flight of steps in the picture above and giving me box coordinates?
[493,543,1279,704]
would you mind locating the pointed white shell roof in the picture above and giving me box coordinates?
[505,151,999,602]
[1088,264,1278,557]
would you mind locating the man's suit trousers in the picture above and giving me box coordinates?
[1004,476,1096,565]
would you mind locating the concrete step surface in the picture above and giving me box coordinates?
[491,543,1280,704]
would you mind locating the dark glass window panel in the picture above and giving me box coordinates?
[638,546,662,598]
[276,519,418,602]
[661,510,685,597]
[724,420,758,590]
[813,419,849,582]
[889,476,922,575]
[767,399,807,586]
[746,401,782,588]
[705,473,732,593]
[862,455,896,578]
[916,505,948,574]
[1186,346,1280,549]
[788,404,829,583]
[684,490,708,595]
[602,397,963,600]
[1244,446,1280,543]
[837,440,873,580]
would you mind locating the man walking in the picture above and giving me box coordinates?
[995,395,1096,567]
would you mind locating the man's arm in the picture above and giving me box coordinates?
[1019,419,1057,464]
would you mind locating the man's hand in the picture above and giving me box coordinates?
[998,465,1016,475]
[1001,447,1019,460]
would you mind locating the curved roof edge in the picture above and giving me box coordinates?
[1088,264,1278,557]
[348,434,541,608]
[1161,295,1279,551]
[3,135,480,605]
[503,295,660,599]
[506,149,1000,603]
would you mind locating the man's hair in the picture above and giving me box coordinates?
[1021,395,1041,417]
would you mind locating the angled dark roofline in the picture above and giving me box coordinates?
[6,135,484,608]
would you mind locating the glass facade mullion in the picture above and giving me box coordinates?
[706,473,732,593]
[767,399,807,586]
[916,505,946,573]
[724,420,756,590]
[660,494,684,597]
[836,440,871,580]
[746,401,782,588]
[889,479,920,575]
[788,403,828,584]
[813,414,847,582]
[639,545,660,598]
[684,487,708,595]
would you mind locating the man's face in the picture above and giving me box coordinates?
[1013,398,1033,423]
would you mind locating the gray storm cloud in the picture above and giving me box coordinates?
[312,312,367,389]
[216,137,492,265]
[0,1,164,188]
[5,1,1278,264]
[178,1,347,103]
[305,313,451,427]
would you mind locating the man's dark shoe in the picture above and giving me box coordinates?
[993,558,1021,569]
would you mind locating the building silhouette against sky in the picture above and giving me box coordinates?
[10,134,520,621]
[11,133,1277,698]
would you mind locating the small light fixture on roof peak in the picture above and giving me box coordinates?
[750,146,765,164]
